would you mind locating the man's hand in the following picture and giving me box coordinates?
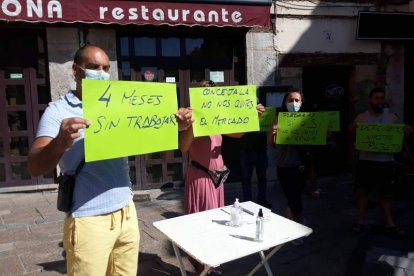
[56,118,90,149]
[176,108,193,131]
[28,117,90,176]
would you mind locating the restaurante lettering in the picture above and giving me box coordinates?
[0,0,268,27]
[99,6,242,24]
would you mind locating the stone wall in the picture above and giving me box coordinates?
[46,26,119,101]
[46,27,79,100]
[246,31,277,87]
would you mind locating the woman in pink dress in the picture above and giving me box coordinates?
[182,133,225,214]
[179,80,264,275]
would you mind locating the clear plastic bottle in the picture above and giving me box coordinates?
[255,208,264,242]
[230,198,243,227]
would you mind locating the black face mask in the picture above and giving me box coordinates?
[371,104,384,113]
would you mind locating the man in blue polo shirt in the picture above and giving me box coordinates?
[28,45,192,275]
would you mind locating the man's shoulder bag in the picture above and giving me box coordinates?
[191,160,230,188]
[56,160,85,212]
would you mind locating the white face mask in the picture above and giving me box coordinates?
[78,65,110,80]
[286,102,301,112]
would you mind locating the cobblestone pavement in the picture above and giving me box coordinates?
[1,173,414,275]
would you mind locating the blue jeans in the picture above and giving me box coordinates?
[240,150,268,203]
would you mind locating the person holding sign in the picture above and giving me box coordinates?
[349,87,411,239]
[268,90,309,241]
[179,80,264,275]
[239,106,275,208]
[240,131,272,208]
[27,45,193,276]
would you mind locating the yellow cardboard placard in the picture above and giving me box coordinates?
[82,79,178,162]
[189,85,260,137]
[259,107,276,132]
[276,112,328,145]
[356,123,404,153]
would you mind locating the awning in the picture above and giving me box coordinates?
[153,0,272,5]
[0,0,271,28]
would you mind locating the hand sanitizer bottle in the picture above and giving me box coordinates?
[230,198,242,227]
[255,208,264,242]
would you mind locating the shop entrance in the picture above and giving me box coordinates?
[0,28,53,188]
[117,27,246,189]
[303,66,351,175]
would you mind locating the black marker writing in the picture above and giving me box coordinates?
[122,90,163,106]
[126,114,176,129]
[99,84,112,108]
[94,116,121,134]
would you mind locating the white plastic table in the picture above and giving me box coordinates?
[153,202,312,276]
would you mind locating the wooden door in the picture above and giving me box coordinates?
[0,29,53,188]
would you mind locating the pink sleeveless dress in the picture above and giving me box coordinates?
[184,135,225,214]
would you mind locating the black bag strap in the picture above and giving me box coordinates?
[190,160,230,188]
[59,159,85,177]
[190,160,210,174]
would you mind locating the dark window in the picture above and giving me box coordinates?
[357,12,414,40]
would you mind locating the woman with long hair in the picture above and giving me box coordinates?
[268,90,307,244]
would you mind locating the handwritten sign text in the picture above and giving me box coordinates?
[83,79,178,162]
[356,123,404,153]
[276,112,328,145]
[189,85,260,136]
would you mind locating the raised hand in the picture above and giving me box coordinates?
[176,107,194,131]
[256,103,265,117]
[56,117,90,149]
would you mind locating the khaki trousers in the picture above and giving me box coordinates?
[63,201,139,276]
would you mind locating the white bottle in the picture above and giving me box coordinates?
[230,198,243,227]
[255,208,264,242]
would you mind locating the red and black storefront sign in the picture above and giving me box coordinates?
[0,0,271,28]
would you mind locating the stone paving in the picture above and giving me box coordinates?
[1,173,414,275]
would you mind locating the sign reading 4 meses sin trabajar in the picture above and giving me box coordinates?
[83,79,178,162]
[189,85,260,137]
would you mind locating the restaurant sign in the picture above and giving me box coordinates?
[0,0,270,27]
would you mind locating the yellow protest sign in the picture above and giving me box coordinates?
[276,112,328,145]
[356,123,404,152]
[189,85,260,137]
[83,79,178,162]
[259,107,276,132]
[324,111,340,131]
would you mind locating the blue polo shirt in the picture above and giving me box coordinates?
[36,91,133,217]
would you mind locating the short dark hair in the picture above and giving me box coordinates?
[280,89,304,112]
[369,87,385,98]
[200,80,216,87]
[73,44,98,64]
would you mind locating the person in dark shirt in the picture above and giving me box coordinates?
[240,131,272,208]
